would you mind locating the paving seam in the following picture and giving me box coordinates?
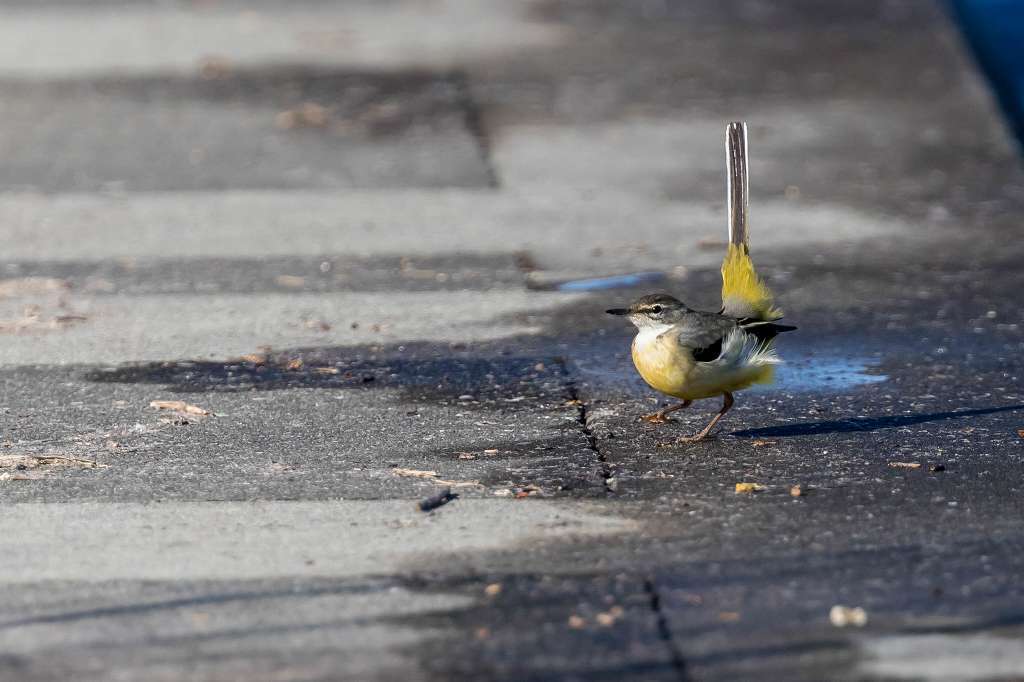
[451,69,500,189]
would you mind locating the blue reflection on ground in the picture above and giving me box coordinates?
[761,355,888,392]
[556,272,665,292]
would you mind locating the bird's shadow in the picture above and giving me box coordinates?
[733,404,1024,438]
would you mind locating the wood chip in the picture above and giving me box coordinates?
[275,102,330,129]
[284,358,304,371]
[829,605,868,627]
[790,485,804,497]
[149,400,210,416]
[0,277,69,297]
[514,484,542,498]
[391,467,481,488]
[735,482,765,494]
[484,583,502,597]
[238,353,268,365]
[1018,429,1024,438]
[392,467,439,479]
[567,615,586,629]
[314,367,340,375]
[274,274,306,288]
[751,439,778,447]
[888,462,921,469]
[0,454,105,469]
[595,606,624,627]
[304,319,332,332]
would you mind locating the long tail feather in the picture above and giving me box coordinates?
[721,122,782,321]
[726,122,748,249]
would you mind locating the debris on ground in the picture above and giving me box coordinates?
[595,606,624,627]
[929,464,946,473]
[484,583,502,597]
[752,439,778,447]
[159,416,193,427]
[392,467,439,479]
[314,366,340,375]
[493,484,543,498]
[790,485,805,497]
[417,488,457,512]
[274,274,307,288]
[718,611,741,622]
[567,615,586,629]
[829,605,868,627]
[392,467,481,488]
[149,400,211,416]
[888,462,921,469]
[1017,429,1024,438]
[514,485,541,499]
[0,277,70,297]
[285,358,304,371]
[735,482,765,494]
[238,353,268,365]
[304,319,332,332]
[0,454,106,470]
[0,307,88,334]
[275,102,330,130]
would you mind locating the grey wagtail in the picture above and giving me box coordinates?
[607,122,795,443]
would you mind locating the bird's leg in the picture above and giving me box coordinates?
[676,392,734,443]
[640,400,691,424]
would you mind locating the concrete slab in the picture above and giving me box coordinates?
[0,1,561,78]
[0,289,585,365]
[0,70,490,192]
[0,500,634,581]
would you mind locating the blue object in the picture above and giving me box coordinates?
[950,0,1024,150]
[555,272,665,292]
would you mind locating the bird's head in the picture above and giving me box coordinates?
[606,293,688,329]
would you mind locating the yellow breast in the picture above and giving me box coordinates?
[631,327,776,400]
[631,330,694,398]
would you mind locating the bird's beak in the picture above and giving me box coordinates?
[606,308,630,316]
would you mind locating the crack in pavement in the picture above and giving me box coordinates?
[555,356,615,494]
[644,577,691,682]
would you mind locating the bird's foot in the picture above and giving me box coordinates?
[639,412,672,424]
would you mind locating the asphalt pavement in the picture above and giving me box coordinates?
[1,1,1023,680]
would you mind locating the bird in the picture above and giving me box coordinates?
[606,122,795,443]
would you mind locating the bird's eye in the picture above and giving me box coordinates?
[649,305,663,314]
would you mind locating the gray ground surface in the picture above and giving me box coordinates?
[1,1,1023,680]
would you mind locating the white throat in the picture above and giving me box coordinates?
[634,323,674,346]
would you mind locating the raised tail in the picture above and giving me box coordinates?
[721,122,782,321]
[721,243,782,321]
